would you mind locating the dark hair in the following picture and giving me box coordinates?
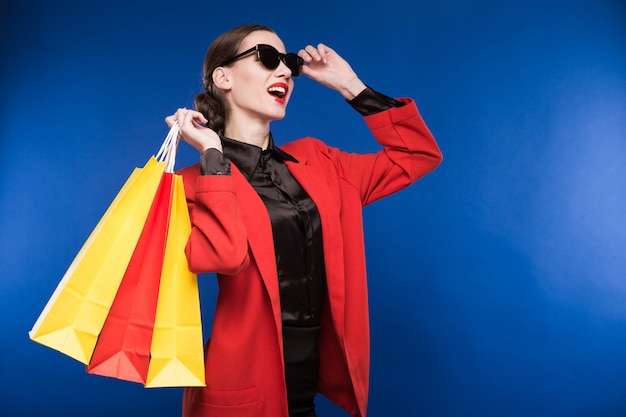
[194,24,276,132]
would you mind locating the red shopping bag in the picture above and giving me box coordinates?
[86,173,173,383]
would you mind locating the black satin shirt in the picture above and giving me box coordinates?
[218,135,326,327]
[199,87,404,327]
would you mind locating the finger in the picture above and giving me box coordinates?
[183,108,193,124]
[316,43,329,63]
[305,45,323,63]
[182,109,207,128]
[180,109,208,137]
[169,107,185,125]
[298,47,313,63]
[178,108,193,133]
[190,109,208,125]
[165,114,176,128]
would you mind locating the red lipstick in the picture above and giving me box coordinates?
[267,82,289,104]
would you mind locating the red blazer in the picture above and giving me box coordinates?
[178,98,442,417]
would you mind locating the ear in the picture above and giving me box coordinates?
[212,67,232,91]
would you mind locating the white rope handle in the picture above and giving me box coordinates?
[156,121,180,173]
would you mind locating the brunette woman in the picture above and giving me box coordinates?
[166,23,442,417]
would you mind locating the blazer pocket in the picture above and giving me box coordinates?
[199,385,259,407]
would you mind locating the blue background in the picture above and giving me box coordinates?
[2,0,626,416]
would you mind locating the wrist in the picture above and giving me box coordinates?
[338,77,367,101]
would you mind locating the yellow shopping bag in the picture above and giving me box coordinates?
[145,173,205,387]
[29,157,166,364]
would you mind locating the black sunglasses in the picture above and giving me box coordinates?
[218,44,304,77]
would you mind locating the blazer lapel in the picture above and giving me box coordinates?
[285,157,346,342]
[230,165,283,338]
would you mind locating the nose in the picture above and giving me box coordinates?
[275,59,293,78]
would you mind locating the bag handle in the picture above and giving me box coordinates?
[156,122,180,173]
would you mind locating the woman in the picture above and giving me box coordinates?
[166,24,442,417]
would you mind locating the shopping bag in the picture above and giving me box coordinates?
[30,122,205,387]
[86,173,173,383]
[145,173,205,387]
[29,157,166,364]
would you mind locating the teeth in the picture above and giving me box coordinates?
[268,85,286,97]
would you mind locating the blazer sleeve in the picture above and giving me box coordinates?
[324,97,442,206]
[178,166,250,275]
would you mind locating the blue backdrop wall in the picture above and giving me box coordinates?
[2,0,626,416]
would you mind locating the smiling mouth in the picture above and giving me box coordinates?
[267,84,287,99]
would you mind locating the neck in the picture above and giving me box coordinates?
[223,113,271,150]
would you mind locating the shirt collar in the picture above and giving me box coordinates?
[220,133,298,180]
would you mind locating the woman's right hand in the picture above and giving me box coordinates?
[165,108,222,153]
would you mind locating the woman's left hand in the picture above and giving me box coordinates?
[298,43,367,100]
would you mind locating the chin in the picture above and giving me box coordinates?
[268,108,287,121]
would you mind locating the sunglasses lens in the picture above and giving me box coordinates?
[259,45,281,69]
[285,53,301,77]
[258,45,302,77]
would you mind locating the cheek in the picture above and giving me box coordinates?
[287,82,295,100]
